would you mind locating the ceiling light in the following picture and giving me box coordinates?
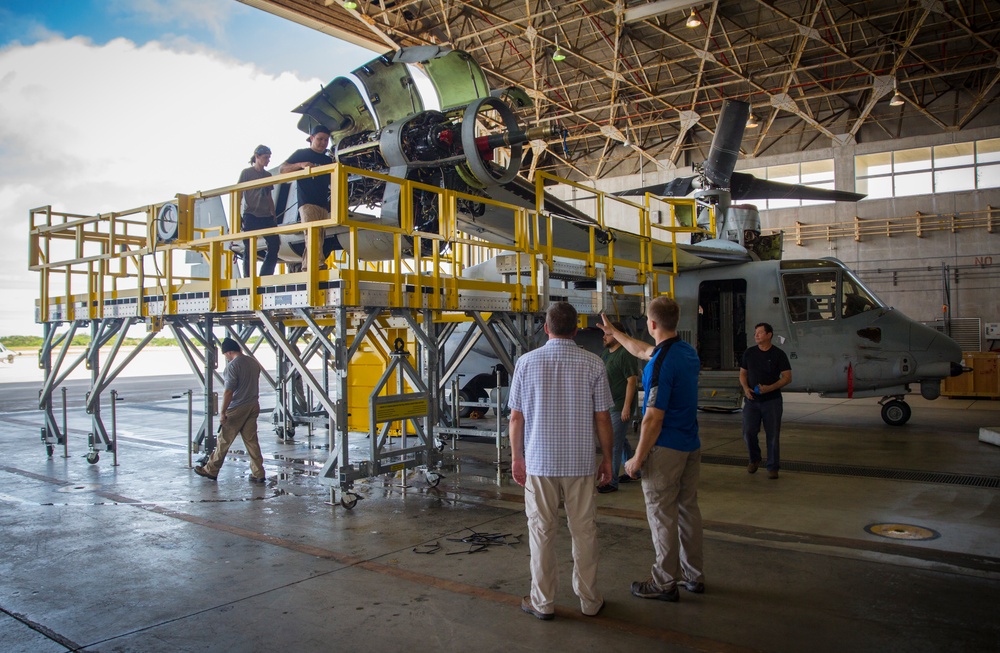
[746,113,759,129]
[342,0,357,9]
[889,90,904,106]
[686,9,703,28]
[552,34,567,61]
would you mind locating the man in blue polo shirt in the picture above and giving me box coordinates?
[600,297,704,602]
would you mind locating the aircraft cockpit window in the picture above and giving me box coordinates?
[841,277,879,318]
[782,272,837,322]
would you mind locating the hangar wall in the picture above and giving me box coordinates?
[587,125,1000,351]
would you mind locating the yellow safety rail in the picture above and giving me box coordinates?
[30,163,706,323]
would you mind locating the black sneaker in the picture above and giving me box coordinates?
[597,484,618,494]
[630,579,679,602]
[520,596,554,620]
[618,474,632,483]
[680,580,705,594]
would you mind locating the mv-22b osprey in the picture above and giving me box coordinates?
[246,45,963,426]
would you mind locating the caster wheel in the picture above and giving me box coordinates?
[425,472,442,488]
[86,452,99,464]
[46,445,54,457]
[340,492,359,510]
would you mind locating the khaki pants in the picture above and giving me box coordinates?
[640,446,704,589]
[298,204,330,269]
[203,402,265,479]
[524,474,603,615]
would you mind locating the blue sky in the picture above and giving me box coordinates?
[0,0,377,80]
[0,0,379,335]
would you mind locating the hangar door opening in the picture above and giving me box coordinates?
[698,279,747,371]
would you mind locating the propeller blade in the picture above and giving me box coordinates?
[729,172,866,202]
[613,176,696,198]
[702,99,750,188]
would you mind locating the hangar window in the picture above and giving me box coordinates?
[856,138,1000,198]
[741,159,836,210]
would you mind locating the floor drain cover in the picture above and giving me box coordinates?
[56,484,100,493]
[864,522,940,541]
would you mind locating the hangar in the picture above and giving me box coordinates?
[4,1,1000,651]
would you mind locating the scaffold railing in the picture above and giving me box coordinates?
[30,164,706,323]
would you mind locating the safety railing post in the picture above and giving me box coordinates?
[61,386,68,459]
[174,389,194,468]
[451,376,460,451]
[110,389,119,467]
[494,366,503,465]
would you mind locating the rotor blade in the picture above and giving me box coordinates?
[702,99,750,188]
[613,176,696,198]
[729,172,867,202]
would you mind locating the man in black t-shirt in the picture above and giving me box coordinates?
[280,124,334,270]
[739,322,792,479]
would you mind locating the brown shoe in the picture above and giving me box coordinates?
[520,596,554,620]
[194,466,217,481]
[747,461,758,474]
[768,469,779,479]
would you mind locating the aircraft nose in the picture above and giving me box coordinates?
[909,322,963,379]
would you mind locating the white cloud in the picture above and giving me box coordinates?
[0,36,330,335]
[108,0,236,40]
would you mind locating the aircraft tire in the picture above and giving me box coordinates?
[881,400,911,426]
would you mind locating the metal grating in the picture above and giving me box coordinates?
[702,454,1000,488]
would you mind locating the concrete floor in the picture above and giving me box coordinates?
[1,388,999,652]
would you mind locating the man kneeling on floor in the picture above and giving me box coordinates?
[195,337,267,484]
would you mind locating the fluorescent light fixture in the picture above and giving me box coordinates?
[624,0,704,24]
[746,113,759,128]
[686,9,703,28]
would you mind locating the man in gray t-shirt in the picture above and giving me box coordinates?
[195,337,266,483]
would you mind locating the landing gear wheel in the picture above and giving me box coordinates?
[86,452,100,464]
[425,472,442,488]
[340,492,359,510]
[881,400,911,426]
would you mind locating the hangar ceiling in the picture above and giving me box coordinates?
[241,0,1000,182]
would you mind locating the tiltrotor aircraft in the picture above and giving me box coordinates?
[234,45,962,426]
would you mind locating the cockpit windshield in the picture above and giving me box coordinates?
[782,265,884,322]
[841,272,882,317]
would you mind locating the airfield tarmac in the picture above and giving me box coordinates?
[1,347,999,652]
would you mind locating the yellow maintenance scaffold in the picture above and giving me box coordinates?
[28,162,709,506]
